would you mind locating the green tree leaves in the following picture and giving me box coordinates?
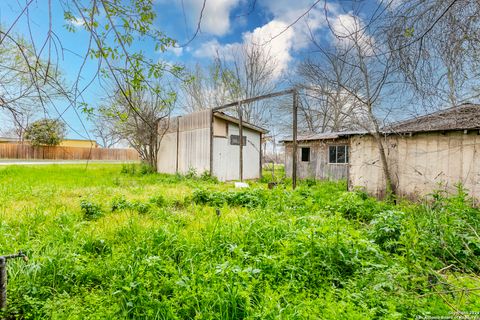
[24,119,66,146]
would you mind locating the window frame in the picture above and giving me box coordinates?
[301,147,311,162]
[328,145,349,164]
[230,134,247,146]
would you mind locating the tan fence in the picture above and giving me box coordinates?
[0,144,140,161]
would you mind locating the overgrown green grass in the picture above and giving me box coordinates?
[0,164,478,319]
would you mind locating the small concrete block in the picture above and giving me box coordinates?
[234,182,249,189]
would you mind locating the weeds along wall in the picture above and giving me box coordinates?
[349,131,480,200]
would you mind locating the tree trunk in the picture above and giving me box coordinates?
[372,132,397,199]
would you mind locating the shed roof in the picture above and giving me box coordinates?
[282,103,480,143]
[384,103,480,133]
[214,112,268,134]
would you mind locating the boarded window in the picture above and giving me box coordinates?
[230,135,246,146]
[301,147,310,162]
[329,145,349,164]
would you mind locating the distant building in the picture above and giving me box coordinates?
[157,109,267,181]
[283,103,480,199]
[59,139,99,148]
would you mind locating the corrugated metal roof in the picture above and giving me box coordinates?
[281,130,367,142]
[281,103,480,142]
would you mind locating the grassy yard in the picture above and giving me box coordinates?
[0,164,479,319]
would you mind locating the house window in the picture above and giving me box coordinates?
[329,145,349,164]
[230,135,246,146]
[301,147,310,162]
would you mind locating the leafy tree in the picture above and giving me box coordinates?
[25,119,67,147]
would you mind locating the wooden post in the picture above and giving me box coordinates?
[0,257,6,310]
[292,90,298,190]
[175,116,180,174]
[259,133,263,179]
[238,102,244,182]
[0,252,27,310]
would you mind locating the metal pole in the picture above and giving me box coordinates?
[292,90,298,190]
[0,257,6,310]
[238,102,243,182]
[209,109,214,175]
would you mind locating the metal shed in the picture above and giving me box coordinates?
[157,109,267,181]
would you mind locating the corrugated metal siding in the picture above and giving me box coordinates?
[157,110,262,180]
[213,123,261,181]
[157,110,211,175]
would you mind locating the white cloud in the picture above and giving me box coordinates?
[169,46,184,56]
[193,39,239,60]
[69,16,85,27]
[193,1,331,79]
[242,20,295,78]
[184,0,241,36]
[330,13,375,54]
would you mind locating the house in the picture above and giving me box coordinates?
[157,109,267,181]
[59,139,99,148]
[283,103,480,199]
[0,137,21,144]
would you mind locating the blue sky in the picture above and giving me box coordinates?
[0,0,366,139]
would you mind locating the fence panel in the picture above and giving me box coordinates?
[0,144,140,161]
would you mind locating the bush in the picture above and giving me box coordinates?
[80,200,103,219]
[121,163,137,175]
[111,196,131,212]
[139,163,156,175]
[149,195,166,207]
[191,189,267,208]
[132,201,151,214]
[369,210,405,252]
[334,192,380,221]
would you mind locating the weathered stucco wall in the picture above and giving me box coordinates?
[284,138,349,181]
[213,123,261,181]
[349,131,480,199]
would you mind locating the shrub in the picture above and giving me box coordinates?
[120,163,137,175]
[335,192,381,222]
[200,171,218,183]
[83,239,111,256]
[139,163,156,175]
[111,196,131,212]
[80,200,103,219]
[191,189,267,208]
[149,195,166,207]
[132,201,151,214]
[369,210,405,252]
